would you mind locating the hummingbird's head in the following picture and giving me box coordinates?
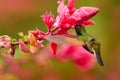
[83,38,101,54]
[89,39,101,50]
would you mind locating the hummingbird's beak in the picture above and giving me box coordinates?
[92,49,104,66]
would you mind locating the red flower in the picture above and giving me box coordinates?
[51,42,57,55]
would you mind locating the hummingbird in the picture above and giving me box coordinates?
[74,25,104,66]
[45,25,104,66]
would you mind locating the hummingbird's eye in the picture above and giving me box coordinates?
[90,38,95,45]
[91,38,95,41]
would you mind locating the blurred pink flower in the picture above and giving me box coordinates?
[18,39,31,54]
[56,45,96,71]
[42,72,60,80]
[33,46,53,68]
[0,35,17,56]
[0,35,11,48]
[0,0,34,14]
[107,70,120,80]
[3,54,20,75]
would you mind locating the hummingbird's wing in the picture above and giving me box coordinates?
[45,35,84,46]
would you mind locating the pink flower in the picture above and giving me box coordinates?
[51,0,99,35]
[55,0,99,27]
[41,0,99,38]
[0,35,11,48]
[41,0,99,36]
[41,12,55,32]
[3,54,20,75]
[18,39,32,54]
[56,45,96,71]
[28,30,44,47]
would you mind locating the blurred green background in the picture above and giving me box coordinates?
[0,0,120,80]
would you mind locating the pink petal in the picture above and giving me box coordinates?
[41,12,55,31]
[51,42,57,55]
[57,45,76,60]
[82,20,95,26]
[32,28,46,38]
[0,42,11,48]
[80,7,99,20]
[68,7,99,24]
[36,40,44,47]
[71,46,96,71]
[53,16,60,27]
[18,39,31,54]
[56,28,68,35]
[55,3,71,27]
[68,0,75,10]
[76,7,99,21]
[56,45,96,71]
[57,0,65,14]
[0,35,11,48]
